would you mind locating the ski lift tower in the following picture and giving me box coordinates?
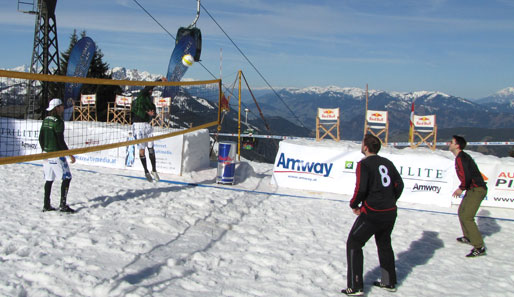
[18,0,60,119]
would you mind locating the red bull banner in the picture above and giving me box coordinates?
[154,97,171,108]
[115,95,133,107]
[80,94,96,105]
[366,110,388,124]
[413,115,436,128]
[318,108,339,120]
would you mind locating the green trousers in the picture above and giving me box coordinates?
[458,187,487,248]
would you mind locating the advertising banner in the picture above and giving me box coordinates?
[0,118,41,157]
[383,152,454,207]
[63,36,96,120]
[451,161,514,208]
[487,165,514,207]
[65,124,184,175]
[413,115,436,128]
[318,108,339,121]
[0,118,209,176]
[271,140,493,208]
[272,141,361,194]
[366,110,388,124]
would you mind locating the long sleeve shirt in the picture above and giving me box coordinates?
[350,155,404,216]
[455,151,487,191]
[131,87,156,123]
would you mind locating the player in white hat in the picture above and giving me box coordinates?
[39,98,76,213]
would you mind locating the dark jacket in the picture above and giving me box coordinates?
[131,86,156,123]
[455,151,487,190]
[350,155,404,217]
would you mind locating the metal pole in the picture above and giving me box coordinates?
[363,83,368,138]
[238,70,242,161]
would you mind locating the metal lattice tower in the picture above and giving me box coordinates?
[18,0,60,119]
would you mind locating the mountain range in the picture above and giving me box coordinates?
[259,86,514,133]
[3,66,513,159]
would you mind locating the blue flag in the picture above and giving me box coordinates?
[63,36,96,120]
[163,34,197,98]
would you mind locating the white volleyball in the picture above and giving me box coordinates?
[182,54,194,67]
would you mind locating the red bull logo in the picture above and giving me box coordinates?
[320,109,338,119]
[217,142,236,184]
[416,116,433,126]
[82,95,96,104]
[368,112,385,122]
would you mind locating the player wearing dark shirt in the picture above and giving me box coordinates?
[342,134,404,296]
[450,135,487,257]
[39,98,76,213]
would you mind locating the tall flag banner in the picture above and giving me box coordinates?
[63,37,96,121]
[163,27,201,99]
[163,35,197,99]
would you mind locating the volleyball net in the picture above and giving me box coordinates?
[0,70,221,165]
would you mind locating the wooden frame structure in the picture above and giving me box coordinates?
[107,95,132,125]
[151,96,172,128]
[364,110,389,146]
[410,115,437,150]
[73,94,97,121]
[316,108,340,141]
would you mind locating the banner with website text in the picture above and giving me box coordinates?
[0,118,209,175]
[272,140,514,209]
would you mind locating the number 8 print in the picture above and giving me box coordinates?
[379,165,391,187]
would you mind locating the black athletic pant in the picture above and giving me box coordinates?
[346,213,397,289]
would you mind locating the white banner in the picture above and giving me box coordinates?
[115,95,132,107]
[0,118,209,175]
[80,94,96,105]
[451,161,514,208]
[271,141,361,194]
[272,140,514,208]
[366,110,388,124]
[73,132,184,175]
[318,108,339,120]
[383,152,454,207]
[0,118,41,157]
[413,115,436,128]
[487,165,514,207]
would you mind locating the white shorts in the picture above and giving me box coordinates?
[43,157,72,181]
[132,122,154,150]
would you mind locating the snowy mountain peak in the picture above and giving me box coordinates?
[109,67,161,82]
[285,86,453,102]
[2,65,30,72]
[495,87,514,97]
[285,86,385,98]
[390,91,451,101]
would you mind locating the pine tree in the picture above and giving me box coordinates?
[58,29,79,76]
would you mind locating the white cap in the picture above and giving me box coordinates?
[46,98,63,111]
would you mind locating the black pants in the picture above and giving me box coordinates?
[346,213,397,289]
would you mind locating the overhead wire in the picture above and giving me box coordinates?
[199,3,307,130]
[131,0,306,131]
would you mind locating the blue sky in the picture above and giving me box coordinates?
[1,0,514,99]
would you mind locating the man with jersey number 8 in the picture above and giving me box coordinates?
[342,134,404,296]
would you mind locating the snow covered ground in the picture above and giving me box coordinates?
[1,156,514,297]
